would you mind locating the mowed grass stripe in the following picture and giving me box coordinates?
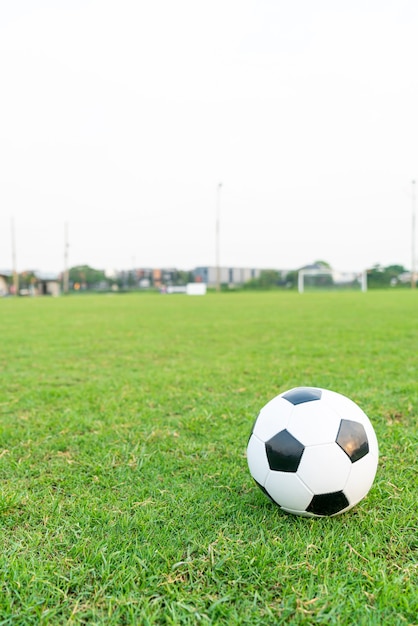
[0,291,417,624]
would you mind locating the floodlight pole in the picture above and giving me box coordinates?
[11,217,19,296]
[216,182,222,292]
[63,222,70,294]
[412,180,416,289]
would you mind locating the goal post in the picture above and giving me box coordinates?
[298,269,367,293]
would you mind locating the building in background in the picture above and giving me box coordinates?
[192,266,262,288]
[0,271,11,296]
[35,272,60,296]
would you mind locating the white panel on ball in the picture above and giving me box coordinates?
[264,472,313,512]
[288,402,341,446]
[343,453,379,506]
[321,389,366,420]
[297,444,351,494]
[246,434,270,486]
[252,397,294,442]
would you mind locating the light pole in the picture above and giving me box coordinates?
[63,222,70,294]
[11,217,19,296]
[412,180,416,289]
[216,182,222,292]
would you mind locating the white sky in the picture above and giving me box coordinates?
[1,0,417,273]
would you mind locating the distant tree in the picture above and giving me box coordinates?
[284,270,298,288]
[385,264,407,276]
[244,270,282,290]
[69,265,108,290]
[171,270,193,285]
[313,260,332,269]
[367,264,408,288]
[19,271,36,289]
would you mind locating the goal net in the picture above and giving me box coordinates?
[298,269,367,293]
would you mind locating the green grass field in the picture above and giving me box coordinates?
[0,291,417,625]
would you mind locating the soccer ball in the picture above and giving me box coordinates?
[247,387,379,517]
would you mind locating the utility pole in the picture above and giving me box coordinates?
[412,180,416,289]
[216,182,222,292]
[63,222,70,294]
[11,217,19,296]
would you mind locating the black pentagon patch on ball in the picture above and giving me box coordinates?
[282,387,322,405]
[336,419,369,462]
[306,491,349,516]
[265,429,305,472]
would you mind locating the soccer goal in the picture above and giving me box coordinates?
[298,269,367,293]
